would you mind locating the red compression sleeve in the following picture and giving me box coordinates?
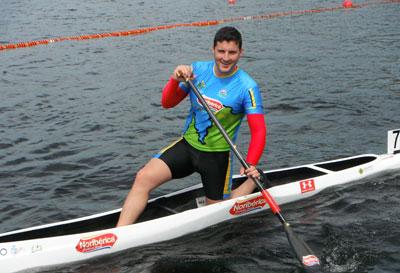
[161,77,188,108]
[246,114,267,166]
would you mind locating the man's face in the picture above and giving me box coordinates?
[212,40,243,77]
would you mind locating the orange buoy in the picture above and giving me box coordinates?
[228,0,236,5]
[342,0,353,8]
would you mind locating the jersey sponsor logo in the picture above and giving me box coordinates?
[300,179,315,193]
[218,89,228,98]
[76,233,117,253]
[229,195,267,215]
[198,95,224,112]
[302,255,320,266]
[196,80,206,90]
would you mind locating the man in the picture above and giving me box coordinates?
[117,26,266,227]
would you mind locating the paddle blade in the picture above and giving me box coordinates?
[283,223,323,273]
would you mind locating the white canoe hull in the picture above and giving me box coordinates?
[1,152,399,272]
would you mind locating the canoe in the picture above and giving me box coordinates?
[1,129,399,273]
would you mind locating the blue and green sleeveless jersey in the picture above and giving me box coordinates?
[179,61,264,152]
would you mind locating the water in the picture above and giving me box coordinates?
[1,0,399,272]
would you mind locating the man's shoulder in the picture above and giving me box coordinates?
[236,68,258,89]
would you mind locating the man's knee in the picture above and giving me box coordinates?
[131,168,151,190]
[132,163,170,192]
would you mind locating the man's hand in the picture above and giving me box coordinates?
[172,65,193,82]
[240,165,269,187]
[240,165,261,180]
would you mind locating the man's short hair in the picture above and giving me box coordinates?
[213,26,242,49]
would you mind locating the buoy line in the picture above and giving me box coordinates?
[1,0,398,52]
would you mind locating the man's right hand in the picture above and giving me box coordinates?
[172,65,193,82]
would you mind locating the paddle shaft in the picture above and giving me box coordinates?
[186,79,322,272]
[186,79,285,223]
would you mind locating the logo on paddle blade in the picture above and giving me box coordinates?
[302,255,320,266]
[76,233,117,253]
[300,179,315,193]
[229,195,267,215]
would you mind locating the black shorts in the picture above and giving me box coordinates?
[155,138,232,200]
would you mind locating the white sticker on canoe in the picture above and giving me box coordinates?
[300,179,316,193]
[76,233,117,253]
[196,196,206,208]
[388,129,400,154]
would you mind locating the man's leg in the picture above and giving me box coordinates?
[230,177,257,199]
[116,158,172,227]
[205,198,222,205]
[230,166,264,199]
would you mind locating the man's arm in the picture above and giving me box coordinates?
[161,77,188,108]
[233,113,266,197]
[246,113,266,166]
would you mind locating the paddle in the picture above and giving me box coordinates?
[186,79,323,273]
